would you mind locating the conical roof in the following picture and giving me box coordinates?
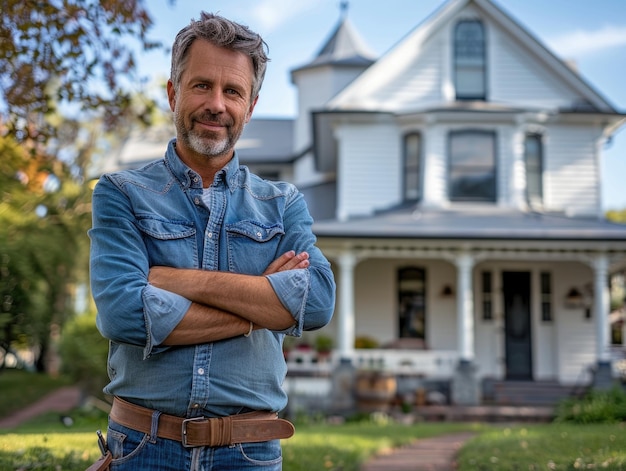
[293,11,376,72]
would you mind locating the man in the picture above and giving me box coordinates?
[89,12,335,470]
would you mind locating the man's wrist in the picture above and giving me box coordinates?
[244,321,254,337]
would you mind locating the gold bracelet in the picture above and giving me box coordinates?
[244,321,254,337]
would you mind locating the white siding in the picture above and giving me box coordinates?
[553,262,596,384]
[329,30,444,111]
[336,123,400,219]
[353,259,458,349]
[489,25,581,109]
[545,125,600,216]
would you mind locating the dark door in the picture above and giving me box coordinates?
[502,271,532,380]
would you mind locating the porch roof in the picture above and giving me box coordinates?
[312,206,626,242]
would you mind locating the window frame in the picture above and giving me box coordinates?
[398,266,427,340]
[402,132,423,203]
[448,129,497,202]
[454,19,487,101]
[524,133,544,206]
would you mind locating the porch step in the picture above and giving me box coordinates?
[488,381,581,406]
[412,405,555,423]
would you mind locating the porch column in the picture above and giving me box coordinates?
[592,253,613,388]
[456,252,475,361]
[451,252,480,405]
[593,253,610,362]
[337,251,356,360]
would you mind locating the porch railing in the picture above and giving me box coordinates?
[286,348,459,378]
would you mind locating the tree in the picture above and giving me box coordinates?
[607,209,626,224]
[0,0,170,372]
[1,0,166,142]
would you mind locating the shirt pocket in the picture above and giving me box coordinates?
[136,217,198,267]
[225,220,284,275]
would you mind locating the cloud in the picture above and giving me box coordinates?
[248,0,321,33]
[547,25,626,57]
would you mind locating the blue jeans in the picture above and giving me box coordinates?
[106,418,283,470]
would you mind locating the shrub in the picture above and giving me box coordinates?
[554,386,626,423]
[58,312,109,399]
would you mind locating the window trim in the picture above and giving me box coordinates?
[397,266,427,340]
[524,133,544,207]
[454,19,487,101]
[447,129,497,202]
[402,132,423,203]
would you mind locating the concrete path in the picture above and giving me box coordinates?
[360,432,475,471]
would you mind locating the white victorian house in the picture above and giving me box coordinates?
[100,0,626,407]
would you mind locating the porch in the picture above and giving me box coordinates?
[282,348,597,418]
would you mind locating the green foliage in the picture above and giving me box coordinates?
[0,132,93,370]
[58,312,109,398]
[456,423,626,470]
[606,209,626,224]
[554,387,626,424]
[1,0,163,139]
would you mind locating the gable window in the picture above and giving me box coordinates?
[398,267,426,339]
[454,20,486,100]
[403,132,422,202]
[449,130,496,201]
[524,133,543,206]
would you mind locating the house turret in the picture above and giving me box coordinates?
[290,7,375,155]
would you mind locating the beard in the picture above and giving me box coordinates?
[174,108,243,158]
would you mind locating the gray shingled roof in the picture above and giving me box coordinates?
[313,206,626,241]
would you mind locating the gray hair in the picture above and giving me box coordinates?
[170,12,269,101]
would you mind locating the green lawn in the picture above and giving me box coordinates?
[2,373,626,470]
[456,422,626,470]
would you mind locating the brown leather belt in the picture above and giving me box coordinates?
[110,397,295,447]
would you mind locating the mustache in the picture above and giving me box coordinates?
[193,112,232,127]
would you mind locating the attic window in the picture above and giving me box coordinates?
[454,20,486,100]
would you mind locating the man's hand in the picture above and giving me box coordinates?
[263,250,309,275]
[149,250,309,288]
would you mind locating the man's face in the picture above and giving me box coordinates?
[167,39,257,162]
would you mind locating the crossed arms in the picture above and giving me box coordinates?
[149,250,310,346]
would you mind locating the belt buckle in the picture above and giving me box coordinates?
[181,417,206,448]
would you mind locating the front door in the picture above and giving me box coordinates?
[502,271,532,380]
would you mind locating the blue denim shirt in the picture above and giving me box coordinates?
[89,139,335,418]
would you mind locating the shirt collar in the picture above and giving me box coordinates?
[164,138,241,191]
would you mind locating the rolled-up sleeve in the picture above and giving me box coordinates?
[89,176,190,359]
[266,187,336,337]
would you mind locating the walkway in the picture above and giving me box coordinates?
[0,385,82,429]
[360,432,475,471]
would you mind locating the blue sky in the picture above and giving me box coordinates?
[136,0,626,211]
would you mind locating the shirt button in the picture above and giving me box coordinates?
[193,403,199,408]
[208,232,213,238]
[256,232,262,238]
[198,368,205,375]
[194,197,200,205]
[193,176,199,183]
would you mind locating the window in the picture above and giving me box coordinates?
[449,130,496,201]
[540,272,552,322]
[482,271,493,321]
[398,267,426,339]
[403,132,422,202]
[454,20,486,100]
[524,134,543,206]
